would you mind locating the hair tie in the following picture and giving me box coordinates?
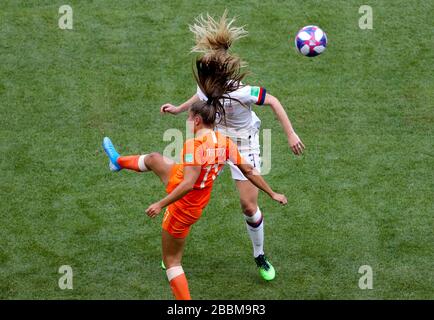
[206,98,213,105]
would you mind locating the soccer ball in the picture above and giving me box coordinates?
[295,25,327,57]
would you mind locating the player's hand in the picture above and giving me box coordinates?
[145,202,163,218]
[289,132,305,156]
[160,103,180,114]
[271,193,287,205]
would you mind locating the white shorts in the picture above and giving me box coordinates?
[227,131,261,181]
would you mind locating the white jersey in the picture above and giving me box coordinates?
[196,84,267,152]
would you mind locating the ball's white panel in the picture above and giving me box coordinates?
[314,29,324,42]
[297,31,311,41]
[300,45,310,55]
[314,45,325,53]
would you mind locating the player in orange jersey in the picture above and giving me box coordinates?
[102,100,287,300]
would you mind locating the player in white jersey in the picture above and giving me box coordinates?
[196,83,265,179]
[161,11,305,281]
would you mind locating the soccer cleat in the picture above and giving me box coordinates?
[161,260,166,270]
[255,254,275,281]
[109,161,119,172]
[102,137,121,171]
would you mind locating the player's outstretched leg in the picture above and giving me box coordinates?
[102,137,151,172]
[236,180,276,281]
[102,137,175,185]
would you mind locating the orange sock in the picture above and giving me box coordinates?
[117,155,148,172]
[167,266,191,300]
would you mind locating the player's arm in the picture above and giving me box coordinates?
[263,94,305,156]
[237,164,287,205]
[160,94,200,115]
[227,138,287,205]
[145,166,201,218]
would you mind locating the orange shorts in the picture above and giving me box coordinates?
[162,204,201,239]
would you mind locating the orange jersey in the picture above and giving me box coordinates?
[166,130,243,218]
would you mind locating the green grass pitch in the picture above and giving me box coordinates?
[0,0,433,299]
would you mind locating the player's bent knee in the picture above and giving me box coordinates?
[144,152,161,167]
[241,203,258,216]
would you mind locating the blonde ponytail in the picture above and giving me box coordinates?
[189,9,248,54]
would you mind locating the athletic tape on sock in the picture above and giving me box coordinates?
[166,266,184,282]
[138,154,149,172]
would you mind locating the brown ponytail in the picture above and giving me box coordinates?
[190,101,219,126]
[192,51,247,125]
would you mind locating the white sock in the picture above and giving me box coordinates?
[244,207,264,258]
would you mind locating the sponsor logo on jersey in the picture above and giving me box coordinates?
[184,153,193,163]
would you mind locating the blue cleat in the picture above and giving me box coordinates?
[102,137,121,171]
